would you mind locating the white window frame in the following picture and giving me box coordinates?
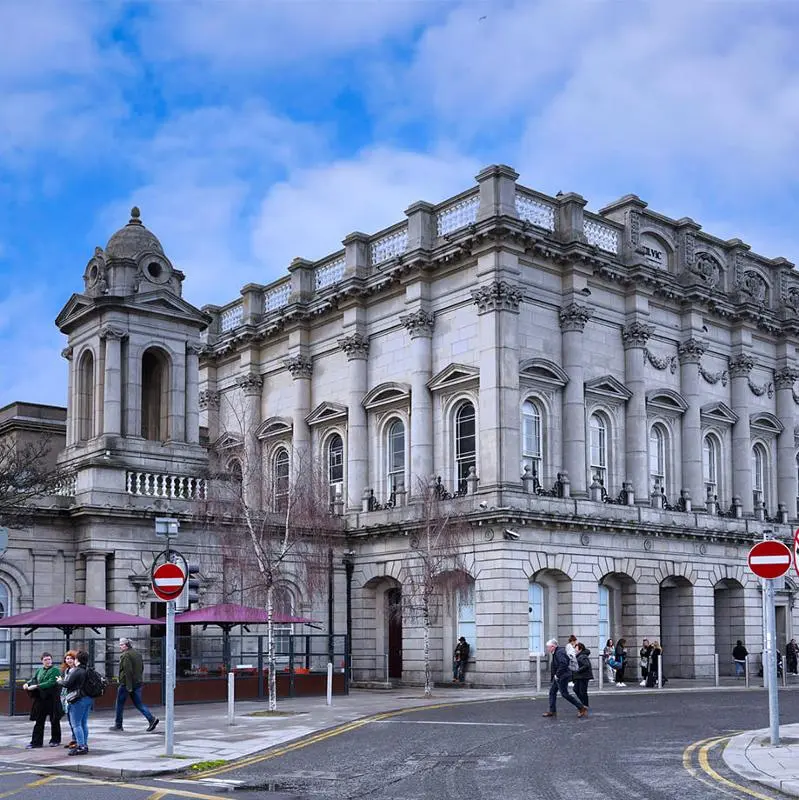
[649,424,666,496]
[528,582,544,654]
[272,447,290,512]
[454,402,476,495]
[589,413,608,488]
[386,418,405,501]
[456,583,476,656]
[703,435,718,499]
[522,400,543,482]
[327,433,345,504]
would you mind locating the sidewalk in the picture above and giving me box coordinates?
[0,679,788,781]
[724,725,799,797]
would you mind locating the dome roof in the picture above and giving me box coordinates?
[105,207,164,260]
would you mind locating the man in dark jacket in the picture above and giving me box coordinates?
[452,637,470,683]
[542,639,587,718]
[572,643,594,708]
[111,638,159,732]
[732,640,748,678]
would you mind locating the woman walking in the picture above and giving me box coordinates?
[58,650,92,755]
[572,642,594,709]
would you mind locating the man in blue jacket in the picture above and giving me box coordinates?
[542,638,588,718]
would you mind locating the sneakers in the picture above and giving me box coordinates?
[577,707,588,718]
[64,740,76,749]
[109,725,123,732]
[25,743,41,749]
[615,682,626,687]
[67,745,89,756]
[48,741,61,747]
[147,718,160,732]
[640,680,647,686]
[542,711,556,717]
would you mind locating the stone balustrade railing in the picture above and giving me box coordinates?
[219,302,244,332]
[51,473,77,497]
[583,216,620,254]
[264,281,291,312]
[126,471,207,500]
[370,224,408,266]
[315,255,346,290]
[436,192,480,237]
[515,189,556,232]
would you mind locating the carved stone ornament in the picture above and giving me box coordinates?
[628,210,641,247]
[621,321,655,350]
[774,367,799,390]
[693,252,722,288]
[698,364,728,387]
[786,288,799,314]
[186,341,204,356]
[236,372,264,395]
[198,389,220,410]
[399,310,435,339]
[741,270,768,306]
[284,354,313,379]
[677,337,706,365]
[338,333,370,360]
[643,348,678,374]
[61,347,74,361]
[748,377,774,398]
[559,303,593,333]
[470,280,523,315]
[728,354,755,378]
[99,325,127,341]
[681,230,695,268]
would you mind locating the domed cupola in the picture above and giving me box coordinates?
[82,207,184,298]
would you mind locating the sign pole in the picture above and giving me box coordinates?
[764,577,780,746]
[166,598,175,755]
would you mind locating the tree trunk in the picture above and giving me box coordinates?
[423,600,432,698]
[267,583,277,711]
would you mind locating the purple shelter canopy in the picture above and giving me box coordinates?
[156,603,320,632]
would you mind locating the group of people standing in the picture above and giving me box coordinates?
[602,637,665,688]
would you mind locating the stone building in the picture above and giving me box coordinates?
[3,164,799,687]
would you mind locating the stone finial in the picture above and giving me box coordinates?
[677,337,706,365]
[728,354,755,378]
[129,207,142,225]
[621,321,655,350]
[559,303,593,333]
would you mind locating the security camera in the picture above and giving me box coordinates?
[503,529,520,541]
[479,501,488,509]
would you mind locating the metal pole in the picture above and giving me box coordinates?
[326,662,333,706]
[535,654,541,692]
[765,578,780,746]
[227,672,235,726]
[598,654,603,690]
[327,547,334,664]
[745,655,750,689]
[714,653,719,687]
[165,599,175,756]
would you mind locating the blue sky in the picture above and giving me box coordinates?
[2,0,799,408]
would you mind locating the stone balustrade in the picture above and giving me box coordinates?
[583,216,620,254]
[126,471,207,500]
[52,473,77,497]
[264,281,291,312]
[435,192,480,236]
[515,189,556,231]
[370,224,408,265]
[219,302,243,332]
[315,255,346,290]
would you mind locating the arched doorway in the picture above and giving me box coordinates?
[660,575,694,678]
[714,578,745,676]
[599,572,638,648]
[361,576,403,683]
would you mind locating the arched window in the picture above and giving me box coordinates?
[386,420,405,499]
[141,348,170,441]
[752,443,769,508]
[77,350,95,441]
[589,414,607,486]
[273,448,290,512]
[455,402,476,494]
[0,582,10,665]
[522,400,543,480]
[598,585,610,651]
[456,582,476,655]
[649,425,666,494]
[328,434,344,503]
[528,582,544,653]
[229,459,243,498]
[704,436,718,499]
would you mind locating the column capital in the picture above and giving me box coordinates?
[622,321,655,350]
[199,389,220,410]
[471,280,522,315]
[99,325,127,341]
[774,367,799,389]
[284,354,313,379]
[81,550,111,561]
[559,303,593,333]
[186,341,204,356]
[677,337,706,364]
[236,372,264,395]
[400,310,435,339]
[61,346,73,361]
[338,333,370,360]
[728,354,755,378]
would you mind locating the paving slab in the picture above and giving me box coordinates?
[724,724,799,797]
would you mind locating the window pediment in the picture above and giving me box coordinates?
[519,358,569,388]
[306,401,348,426]
[750,412,783,436]
[427,364,479,392]
[362,382,411,411]
[646,388,688,414]
[213,432,244,451]
[256,416,293,440]
[701,401,738,426]
[584,375,632,403]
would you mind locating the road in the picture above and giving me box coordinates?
[0,689,796,798]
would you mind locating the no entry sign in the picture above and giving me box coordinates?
[748,540,792,580]
[152,562,186,602]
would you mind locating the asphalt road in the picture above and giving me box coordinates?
[0,689,797,799]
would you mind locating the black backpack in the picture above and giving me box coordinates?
[83,667,107,698]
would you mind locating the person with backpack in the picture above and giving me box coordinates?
[22,651,62,748]
[111,638,159,731]
[57,650,92,755]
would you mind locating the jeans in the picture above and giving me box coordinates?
[115,684,154,727]
[68,696,92,747]
[734,660,745,677]
[548,675,584,712]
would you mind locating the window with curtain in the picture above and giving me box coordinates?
[589,414,607,486]
[522,400,543,480]
[703,436,718,498]
[598,585,610,651]
[528,582,544,653]
[649,425,666,494]
[386,419,405,499]
[273,448,290,511]
[328,434,344,503]
[456,583,476,655]
[455,403,476,494]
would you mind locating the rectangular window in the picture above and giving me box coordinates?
[598,585,610,652]
[528,583,543,653]
[590,419,607,485]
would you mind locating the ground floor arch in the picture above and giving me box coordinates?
[714,578,745,676]
[660,575,694,678]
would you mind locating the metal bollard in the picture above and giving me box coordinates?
[327,662,333,706]
[745,655,750,689]
[535,654,541,692]
[714,653,719,687]
[227,672,235,726]
[598,654,603,690]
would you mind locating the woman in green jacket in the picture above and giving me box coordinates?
[22,652,62,748]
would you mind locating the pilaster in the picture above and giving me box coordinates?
[236,372,264,509]
[775,366,799,518]
[729,353,755,514]
[678,336,706,506]
[338,332,369,510]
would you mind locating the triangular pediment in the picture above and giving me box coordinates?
[584,375,633,402]
[306,401,348,426]
[750,412,784,435]
[256,416,293,440]
[362,382,411,411]
[55,293,96,332]
[700,401,738,426]
[427,364,480,392]
[212,432,244,451]
[646,388,688,414]
[129,290,212,329]
[519,358,569,388]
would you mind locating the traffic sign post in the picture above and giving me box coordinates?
[748,537,792,747]
[152,563,187,602]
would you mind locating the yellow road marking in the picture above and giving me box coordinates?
[0,774,58,799]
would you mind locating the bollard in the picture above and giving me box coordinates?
[598,654,603,690]
[227,672,235,726]
[784,661,788,689]
[535,654,541,692]
[745,655,750,689]
[327,662,333,706]
[714,653,719,687]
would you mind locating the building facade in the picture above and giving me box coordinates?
[3,164,799,686]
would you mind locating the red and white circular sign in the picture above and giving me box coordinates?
[748,540,792,580]
[152,562,186,601]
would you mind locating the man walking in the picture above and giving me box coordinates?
[542,639,587,719]
[110,638,159,732]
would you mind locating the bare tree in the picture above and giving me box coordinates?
[197,393,341,710]
[400,479,474,698]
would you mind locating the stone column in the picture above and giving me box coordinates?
[559,303,593,496]
[338,333,369,510]
[678,337,706,505]
[185,343,202,444]
[83,551,108,608]
[169,349,187,443]
[236,372,264,509]
[622,321,654,500]
[100,326,126,436]
[729,354,755,514]
[125,344,142,438]
[284,355,313,479]
[62,347,75,446]
[775,367,799,519]
[471,280,523,489]
[400,310,435,494]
